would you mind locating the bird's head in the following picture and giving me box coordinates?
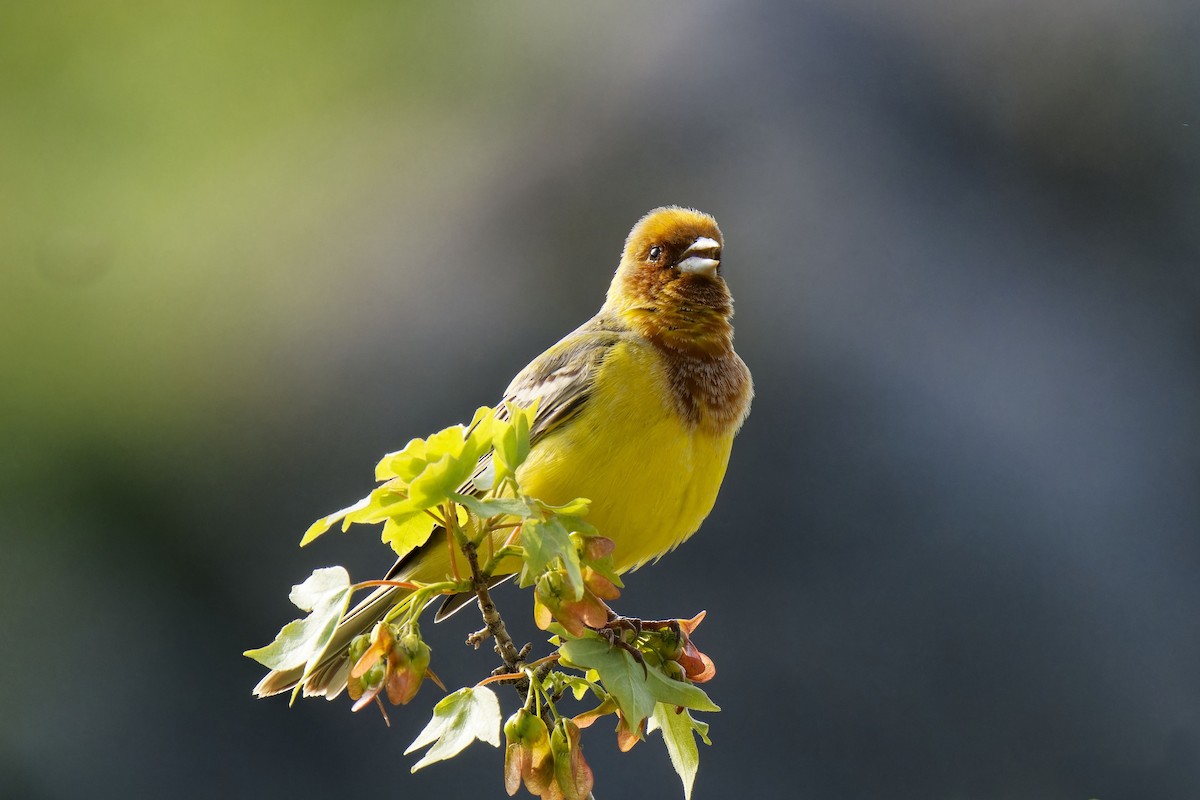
[605,207,734,348]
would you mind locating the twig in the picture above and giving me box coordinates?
[461,538,526,674]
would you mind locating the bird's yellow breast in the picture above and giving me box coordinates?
[516,339,735,572]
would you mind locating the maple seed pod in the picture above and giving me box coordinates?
[385,626,431,705]
[533,570,568,630]
[550,718,594,800]
[582,567,621,601]
[662,659,687,683]
[504,709,553,797]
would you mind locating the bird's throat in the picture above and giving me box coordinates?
[622,305,751,434]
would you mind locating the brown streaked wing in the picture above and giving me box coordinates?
[499,314,624,444]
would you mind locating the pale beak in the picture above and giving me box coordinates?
[676,236,721,277]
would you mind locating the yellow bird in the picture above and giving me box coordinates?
[255,206,753,698]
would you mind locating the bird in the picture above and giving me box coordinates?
[254,206,753,699]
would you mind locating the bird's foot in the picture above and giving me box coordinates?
[606,615,683,637]
[596,616,648,677]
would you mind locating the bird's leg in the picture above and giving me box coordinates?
[594,614,648,677]
[631,618,682,635]
[601,611,643,636]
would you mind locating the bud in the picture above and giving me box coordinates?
[652,626,686,662]
[346,634,372,701]
[658,612,716,684]
[350,658,387,712]
[350,622,395,679]
[386,625,431,705]
[533,568,610,637]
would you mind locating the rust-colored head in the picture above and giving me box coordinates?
[605,207,734,350]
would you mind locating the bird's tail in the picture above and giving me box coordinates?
[252,583,410,700]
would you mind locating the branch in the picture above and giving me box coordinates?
[461,538,526,674]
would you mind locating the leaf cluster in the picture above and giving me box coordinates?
[246,404,718,799]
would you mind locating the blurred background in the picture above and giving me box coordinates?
[3,1,1198,798]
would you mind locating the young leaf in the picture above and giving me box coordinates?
[408,422,493,509]
[300,484,413,546]
[300,496,370,546]
[531,496,591,517]
[520,517,583,595]
[452,494,534,520]
[406,452,465,508]
[492,401,536,484]
[405,686,502,772]
[381,511,437,558]
[557,673,597,702]
[375,436,429,482]
[555,514,599,538]
[650,703,711,800]
[463,405,498,459]
[243,567,353,672]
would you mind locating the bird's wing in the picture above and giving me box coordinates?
[499,316,624,445]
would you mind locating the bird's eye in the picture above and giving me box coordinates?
[648,246,662,262]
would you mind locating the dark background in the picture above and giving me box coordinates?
[3,2,1198,798]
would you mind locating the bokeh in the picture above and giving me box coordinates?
[3,2,1198,798]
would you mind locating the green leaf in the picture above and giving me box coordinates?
[452,493,534,520]
[561,674,596,702]
[519,517,583,596]
[560,517,598,538]
[300,484,415,546]
[424,423,470,460]
[406,424,491,510]
[463,405,498,458]
[243,567,353,672]
[376,413,494,511]
[492,401,536,484]
[375,436,429,482]
[559,636,656,729]
[381,511,438,558]
[405,686,502,772]
[532,496,591,517]
[300,496,369,546]
[558,636,719,732]
[650,703,711,800]
[406,453,462,508]
[644,667,720,713]
[308,408,502,547]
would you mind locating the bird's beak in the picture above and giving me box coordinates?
[676,236,721,278]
